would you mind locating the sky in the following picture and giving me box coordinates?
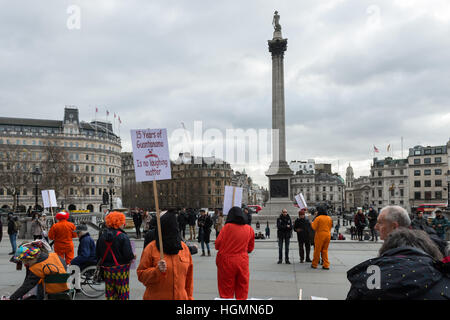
[1,0,450,187]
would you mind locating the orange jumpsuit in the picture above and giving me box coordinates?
[311,215,333,269]
[48,219,77,265]
[215,223,255,300]
[137,241,193,300]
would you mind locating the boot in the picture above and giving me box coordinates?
[208,250,211,256]
[201,251,205,256]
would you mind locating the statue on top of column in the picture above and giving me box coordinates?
[272,11,281,31]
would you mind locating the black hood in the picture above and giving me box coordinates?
[155,210,183,255]
[346,246,448,300]
[225,206,246,225]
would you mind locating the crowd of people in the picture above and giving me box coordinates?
[1,203,449,300]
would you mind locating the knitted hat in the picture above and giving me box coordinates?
[13,246,40,263]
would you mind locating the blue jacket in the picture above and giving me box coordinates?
[76,233,96,264]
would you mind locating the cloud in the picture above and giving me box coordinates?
[0,0,449,187]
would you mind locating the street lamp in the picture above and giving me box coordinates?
[31,167,42,210]
[108,177,114,210]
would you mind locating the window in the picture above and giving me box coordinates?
[424,191,432,200]
[435,180,442,187]
[435,157,441,163]
[414,170,421,176]
[391,170,395,175]
[424,158,431,164]
[435,169,442,175]
[414,150,421,156]
[378,171,382,177]
[424,180,431,187]
[435,191,442,200]
[414,192,421,200]
[399,170,404,175]
[399,189,404,197]
[378,190,382,197]
[414,181,421,188]
[424,149,432,155]
[424,169,431,176]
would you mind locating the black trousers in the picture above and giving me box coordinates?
[278,236,290,261]
[297,235,311,261]
[370,226,378,240]
[357,227,364,240]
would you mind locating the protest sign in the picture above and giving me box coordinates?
[223,186,243,216]
[295,193,307,210]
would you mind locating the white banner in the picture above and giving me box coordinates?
[295,193,307,210]
[223,186,243,216]
[41,190,57,208]
[130,128,172,182]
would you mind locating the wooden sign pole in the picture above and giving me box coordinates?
[153,179,164,260]
[232,187,236,207]
[47,190,55,224]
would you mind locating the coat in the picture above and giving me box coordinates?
[197,214,212,243]
[75,233,96,265]
[346,246,450,300]
[367,209,378,228]
[96,228,135,267]
[354,213,367,230]
[277,214,292,239]
[137,240,193,300]
[294,217,311,242]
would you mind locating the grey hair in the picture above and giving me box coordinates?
[379,228,443,260]
[380,205,411,227]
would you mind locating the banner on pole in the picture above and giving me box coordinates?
[295,193,307,210]
[41,190,57,208]
[223,186,243,216]
[130,128,171,182]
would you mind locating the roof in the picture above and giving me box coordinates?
[0,117,62,128]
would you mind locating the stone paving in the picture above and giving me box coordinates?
[0,224,382,300]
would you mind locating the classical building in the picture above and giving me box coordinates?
[344,164,371,211]
[289,159,315,174]
[290,171,345,211]
[408,144,449,210]
[121,152,233,210]
[231,170,252,205]
[0,107,122,212]
[369,157,409,213]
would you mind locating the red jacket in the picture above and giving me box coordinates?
[215,223,255,256]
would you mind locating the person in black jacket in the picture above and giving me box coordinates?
[96,211,135,300]
[294,209,312,263]
[354,209,366,241]
[197,209,213,256]
[131,209,143,239]
[243,205,252,226]
[367,207,378,241]
[277,208,293,264]
[346,228,449,300]
[177,208,188,240]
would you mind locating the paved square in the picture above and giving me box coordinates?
[0,229,382,300]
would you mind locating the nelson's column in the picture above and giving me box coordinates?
[265,11,295,217]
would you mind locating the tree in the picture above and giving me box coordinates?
[0,144,33,211]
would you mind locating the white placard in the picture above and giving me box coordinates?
[223,186,243,216]
[295,193,308,210]
[130,128,172,182]
[41,190,57,208]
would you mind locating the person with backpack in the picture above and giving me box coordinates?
[7,212,19,255]
[96,211,135,300]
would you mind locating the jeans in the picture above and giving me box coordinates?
[278,236,290,261]
[9,233,17,253]
[370,226,378,241]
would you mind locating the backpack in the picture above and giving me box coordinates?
[14,220,21,232]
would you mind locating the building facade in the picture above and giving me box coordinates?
[290,171,345,211]
[122,152,233,210]
[345,163,371,211]
[408,144,448,210]
[0,107,122,212]
[369,157,409,213]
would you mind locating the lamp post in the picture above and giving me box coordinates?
[108,177,114,210]
[31,167,42,210]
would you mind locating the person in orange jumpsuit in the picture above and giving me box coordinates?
[215,206,255,300]
[311,206,333,270]
[137,210,193,300]
[48,211,77,265]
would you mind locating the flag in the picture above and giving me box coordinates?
[119,116,122,124]
[387,144,391,152]
[114,113,116,118]
[95,107,98,113]
[106,110,109,116]
[374,145,379,153]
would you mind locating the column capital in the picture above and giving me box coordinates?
[268,38,287,56]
